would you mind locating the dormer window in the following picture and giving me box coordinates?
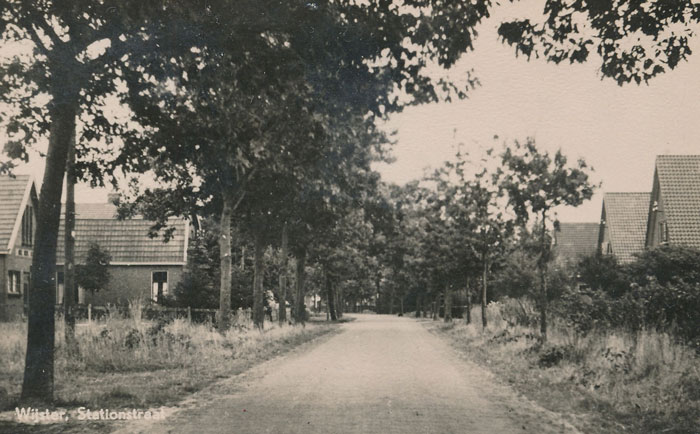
[660,221,669,244]
[21,205,33,247]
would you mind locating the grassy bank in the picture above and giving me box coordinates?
[423,301,699,434]
[0,313,339,419]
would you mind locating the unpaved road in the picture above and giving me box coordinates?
[119,314,579,434]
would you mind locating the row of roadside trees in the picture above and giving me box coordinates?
[3,0,698,405]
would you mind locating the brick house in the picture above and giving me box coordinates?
[645,155,700,249]
[56,202,190,306]
[0,175,38,320]
[552,222,600,264]
[598,192,650,263]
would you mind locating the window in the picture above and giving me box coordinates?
[56,271,64,304]
[151,271,168,302]
[660,221,669,244]
[7,271,20,294]
[21,205,33,247]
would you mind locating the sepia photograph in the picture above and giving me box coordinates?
[0,1,699,433]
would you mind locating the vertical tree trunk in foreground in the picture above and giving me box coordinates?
[64,130,77,346]
[336,286,343,318]
[389,287,395,315]
[539,213,548,342]
[481,257,488,329]
[293,250,306,324]
[444,286,452,322]
[22,79,79,403]
[278,222,288,325]
[217,196,233,331]
[325,268,337,321]
[465,279,472,324]
[253,230,265,329]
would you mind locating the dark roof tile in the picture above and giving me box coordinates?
[656,155,700,248]
[554,222,599,261]
[0,175,31,251]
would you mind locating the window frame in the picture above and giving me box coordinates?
[7,270,21,295]
[151,271,169,302]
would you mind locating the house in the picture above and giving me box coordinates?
[56,202,190,306]
[645,155,700,249]
[0,175,38,320]
[599,192,650,263]
[552,222,600,264]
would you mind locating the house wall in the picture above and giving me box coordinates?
[0,249,33,321]
[56,264,184,306]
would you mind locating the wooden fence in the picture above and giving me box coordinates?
[54,304,236,324]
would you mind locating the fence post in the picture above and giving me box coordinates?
[88,303,92,322]
[187,306,192,323]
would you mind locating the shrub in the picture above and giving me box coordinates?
[553,280,700,347]
[576,253,628,297]
[555,288,614,336]
[628,245,700,286]
[537,344,573,368]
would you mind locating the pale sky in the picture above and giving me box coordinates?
[374,4,700,223]
[6,2,700,224]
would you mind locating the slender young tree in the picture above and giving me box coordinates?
[500,138,596,341]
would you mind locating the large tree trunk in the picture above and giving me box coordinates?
[64,130,77,346]
[325,268,337,321]
[399,297,404,315]
[217,195,233,331]
[252,230,265,329]
[293,250,306,324]
[278,222,288,325]
[481,256,488,329]
[22,77,79,403]
[415,294,421,318]
[444,285,452,322]
[336,286,343,318]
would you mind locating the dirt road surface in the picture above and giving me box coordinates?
[117,314,579,434]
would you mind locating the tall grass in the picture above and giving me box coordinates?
[431,299,700,432]
[0,311,333,410]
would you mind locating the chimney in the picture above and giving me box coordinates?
[107,192,120,205]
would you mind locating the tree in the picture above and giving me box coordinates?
[498,1,700,85]
[0,0,195,402]
[500,139,596,341]
[63,132,77,345]
[429,151,513,327]
[75,242,111,294]
[173,218,221,309]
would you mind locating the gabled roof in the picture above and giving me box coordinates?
[554,222,600,261]
[602,192,650,263]
[57,205,188,264]
[654,155,700,248]
[0,175,36,252]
